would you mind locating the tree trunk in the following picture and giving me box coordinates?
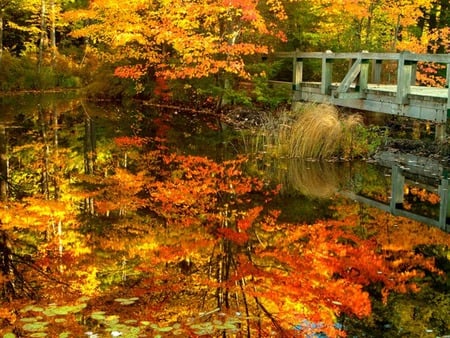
[0,126,8,201]
[83,116,96,175]
[38,0,47,73]
[38,106,50,199]
[49,0,56,65]
[0,14,3,63]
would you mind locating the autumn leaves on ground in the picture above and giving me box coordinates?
[0,127,449,337]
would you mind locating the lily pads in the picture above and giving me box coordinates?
[43,303,86,316]
[3,333,16,338]
[20,305,44,313]
[90,311,107,321]
[113,297,139,305]
[22,321,48,332]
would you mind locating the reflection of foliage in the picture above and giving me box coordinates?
[66,148,444,336]
[333,200,450,337]
[0,112,448,337]
[352,164,392,202]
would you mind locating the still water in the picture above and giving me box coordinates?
[0,93,449,337]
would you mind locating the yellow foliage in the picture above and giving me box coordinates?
[74,267,101,296]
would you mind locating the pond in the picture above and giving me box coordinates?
[0,93,449,337]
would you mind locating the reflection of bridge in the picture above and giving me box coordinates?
[344,151,450,232]
[273,51,450,139]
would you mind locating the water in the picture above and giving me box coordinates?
[0,93,449,337]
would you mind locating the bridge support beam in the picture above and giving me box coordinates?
[435,124,447,142]
[396,51,416,104]
[321,50,333,95]
[439,178,450,231]
[293,49,303,90]
[390,165,405,212]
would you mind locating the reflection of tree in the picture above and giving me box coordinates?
[0,98,88,301]
[83,108,96,175]
[0,230,36,300]
[0,104,447,336]
[0,126,8,201]
[130,151,433,336]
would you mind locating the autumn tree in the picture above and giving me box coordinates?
[65,0,291,106]
[281,0,441,53]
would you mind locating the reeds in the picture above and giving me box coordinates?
[251,103,372,159]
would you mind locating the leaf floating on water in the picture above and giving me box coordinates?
[43,304,86,316]
[78,296,91,303]
[105,315,120,324]
[114,297,139,305]
[3,333,16,338]
[20,317,39,323]
[91,311,107,321]
[20,305,44,313]
[190,322,215,335]
[22,321,48,332]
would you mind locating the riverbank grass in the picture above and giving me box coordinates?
[257,103,381,159]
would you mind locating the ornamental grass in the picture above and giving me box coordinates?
[253,103,375,159]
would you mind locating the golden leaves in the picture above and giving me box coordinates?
[68,0,286,81]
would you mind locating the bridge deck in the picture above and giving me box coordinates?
[294,82,449,122]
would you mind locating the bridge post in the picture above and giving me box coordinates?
[390,165,405,212]
[396,51,415,104]
[372,60,383,84]
[435,124,446,142]
[321,50,333,95]
[447,63,450,119]
[438,177,450,231]
[293,48,303,90]
[358,52,370,92]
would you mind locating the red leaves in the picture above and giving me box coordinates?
[154,77,172,101]
[114,65,147,80]
[114,136,148,147]
[238,207,263,231]
[216,227,249,245]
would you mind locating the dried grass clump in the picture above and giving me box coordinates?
[253,103,366,159]
[288,104,362,159]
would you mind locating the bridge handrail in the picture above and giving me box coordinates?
[274,51,450,64]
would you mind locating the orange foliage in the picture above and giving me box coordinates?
[114,136,149,147]
[1,143,446,336]
[67,0,288,81]
[131,151,441,335]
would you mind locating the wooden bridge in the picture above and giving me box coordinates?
[273,50,450,139]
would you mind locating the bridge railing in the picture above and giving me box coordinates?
[273,50,450,110]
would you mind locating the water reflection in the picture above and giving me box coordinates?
[1,95,449,336]
[279,151,450,232]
